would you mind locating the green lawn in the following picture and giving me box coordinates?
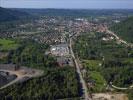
[0,39,19,51]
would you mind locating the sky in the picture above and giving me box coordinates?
[1,0,133,9]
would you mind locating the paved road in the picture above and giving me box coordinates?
[106,30,133,47]
[69,38,91,100]
[110,82,133,90]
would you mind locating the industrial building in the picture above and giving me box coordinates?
[50,44,70,56]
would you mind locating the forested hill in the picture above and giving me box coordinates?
[111,17,133,43]
[16,9,133,17]
[0,7,29,22]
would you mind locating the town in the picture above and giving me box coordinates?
[0,7,133,100]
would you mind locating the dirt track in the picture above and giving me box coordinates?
[0,67,43,90]
[92,93,128,100]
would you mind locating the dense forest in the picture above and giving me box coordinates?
[0,39,81,99]
[73,32,133,99]
[0,39,57,69]
[0,67,81,99]
[111,17,133,43]
[0,7,30,22]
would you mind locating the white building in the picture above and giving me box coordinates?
[50,44,69,56]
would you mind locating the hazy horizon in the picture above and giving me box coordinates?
[1,0,133,9]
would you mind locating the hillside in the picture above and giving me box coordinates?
[16,9,133,17]
[111,17,133,43]
[0,7,29,22]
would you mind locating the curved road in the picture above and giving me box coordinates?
[69,38,91,100]
[106,30,133,47]
[110,82,133,90]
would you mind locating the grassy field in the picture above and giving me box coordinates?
[82,60,101,71]
[82,60,107,92]
[89,71,107,92]
[0,39,19,51]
